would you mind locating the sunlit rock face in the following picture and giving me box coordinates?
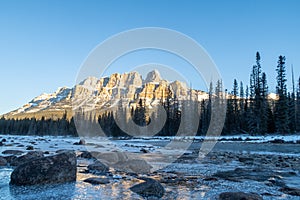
[170,80,188,98]
[4,70,208,119]
[144,69,161,83]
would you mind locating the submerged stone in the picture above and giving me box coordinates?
[219,192,263,200]
[10,151,77,186]
[130,177,165,198]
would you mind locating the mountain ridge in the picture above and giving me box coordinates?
[2,70,279,121]
[2,70,207,120]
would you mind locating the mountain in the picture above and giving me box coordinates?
[3,70,208,120]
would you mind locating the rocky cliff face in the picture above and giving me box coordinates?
[4,70,207,119]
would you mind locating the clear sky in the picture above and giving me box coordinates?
[0,0,299,114]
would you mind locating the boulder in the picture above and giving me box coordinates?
[113,159,152,174]
[56,149,70,154]
[130,177,165,198]
[238,157,254,163]
[73,139,86,145]
[10,151,77,186]
[279,187,300,196]
[2,150,24,155]
[95,152,128,164]
[11,151,44,166]
[26,145,34,150]
[270,139,285,144]
[140,148,149,153]
[83,177,110,185]
[219,192,262,200]
[79,151,94,159]
[87,160,109,173]
[3,155,17,164]
[0,156,7,166]
[213,167,286,183]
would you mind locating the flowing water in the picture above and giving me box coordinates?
[0,134,300,199]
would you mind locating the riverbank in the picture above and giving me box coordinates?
[0,134,300,199]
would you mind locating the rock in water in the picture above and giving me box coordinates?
[2,150,24,155]
[26,145,34,150]
[87,160,109,173]
[113,159,152,174]
[83,177,110,185]
[279,187,300,196]
[130,177,165,198]
[0,156,7,166]
[219,192,262,200]
[73,139,86,145]
[10,151,77,186]
[79,151,94,159]
[10,151,44,166]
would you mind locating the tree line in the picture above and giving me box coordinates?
[0,52,299,136]
[224,52,300,135]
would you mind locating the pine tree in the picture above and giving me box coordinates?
[275,55,289,134]
[288,66,296,133]
[239,81,247,133]
[296,77,300,132]
[224,89,234,134]
[232,79,239,132]
[288,92,296,133]
[248,52,268,134]
[260,72,269,134]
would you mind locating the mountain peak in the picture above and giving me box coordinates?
[4,70,208,119]
[145,70,161,83]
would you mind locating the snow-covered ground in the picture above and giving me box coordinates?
[125,134,300,143]
[1,134,300,199]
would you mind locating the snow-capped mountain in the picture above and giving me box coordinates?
[7,87,72,116]
[3,70,208,120]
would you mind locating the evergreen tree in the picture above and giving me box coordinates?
[288,66,296,133]
[260,72,269,134]
[275,55,289,134]
[239,81,248,133]
[288,92,296,133]
[248,52,268,134]
[296,77,300,132]
[232,79,239,132]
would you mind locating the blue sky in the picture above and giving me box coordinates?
[0,0,299,114]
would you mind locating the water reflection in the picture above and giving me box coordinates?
[76,170,143,199]
[9,182,76,200]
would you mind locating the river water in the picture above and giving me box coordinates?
[0,135,299,199]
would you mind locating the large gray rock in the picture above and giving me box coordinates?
[90,151,152,174]
[113,159,152,174]
[0,156,7,166]
[2,150,24,155]
[83,177,110,185]
[94,152,128,164]
[213,167,288,184]
[87,160,109,173]
[3,155,17,165]
[79,151,94,159]
[219,192,262,200]
[10,151,77,186]
[130,177,165,198]
[279,187,300,196]
[10,151,44,166]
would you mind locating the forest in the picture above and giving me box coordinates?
[0,52,300,137]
